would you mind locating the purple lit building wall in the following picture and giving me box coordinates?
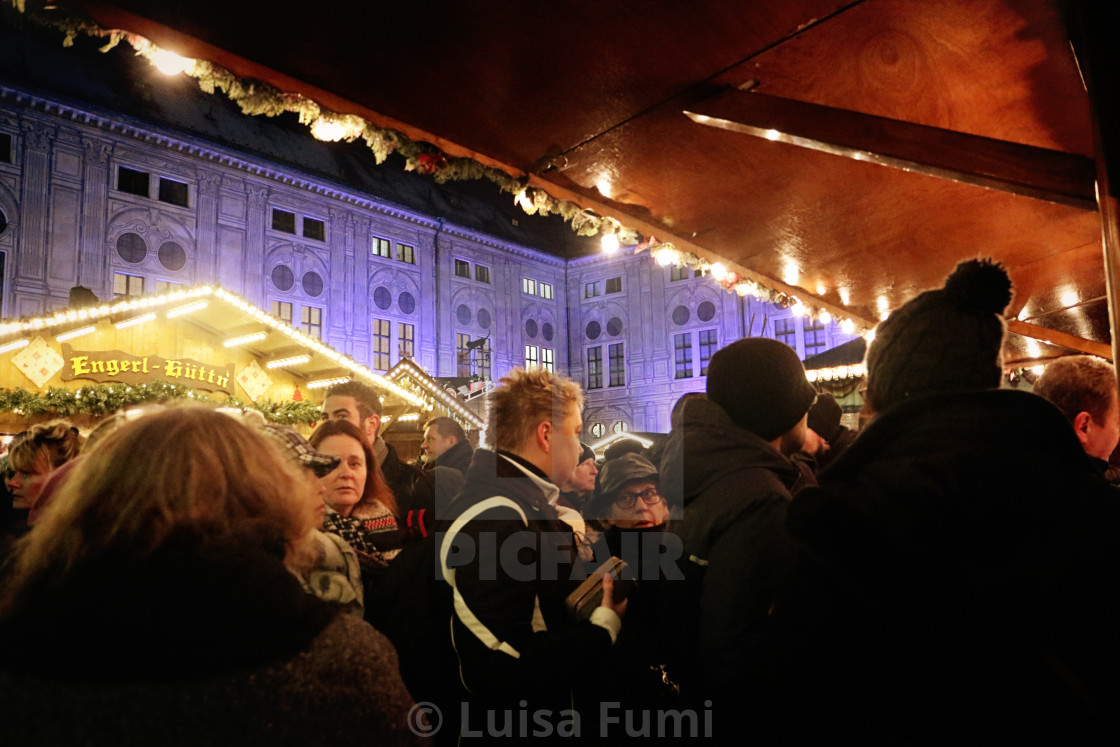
[0,87,856,438]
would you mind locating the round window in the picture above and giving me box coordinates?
[456,304,473,325]
[697,300,717,322]
[302,271,324,297]
[478,308,492,329]
[613,421,629,434]
[116,232,147,264]
[374,286,393,310]
[271,264,295,291]
[672,305,690,326]
[586,320,601,340]
[525,319,538,338]
[542,322,554,342]
[399,291,416,315]
[590,423,605,438]
[607,317,624,336]
[157,241,186,271]
[0,208,7,236]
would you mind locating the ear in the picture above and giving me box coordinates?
[1072,411,1094,448]
[535,420,553,453]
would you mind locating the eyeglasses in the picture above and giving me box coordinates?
[615,487,663,509]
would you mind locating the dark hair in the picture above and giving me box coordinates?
[308,419,397,518]
[423,416,466,443]
[324,380,383,418]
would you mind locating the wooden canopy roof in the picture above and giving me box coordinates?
[52,0,1120,364]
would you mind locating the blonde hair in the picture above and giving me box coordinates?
[1,406,315,616]
[486,367,583,453]
[8,421,83,475]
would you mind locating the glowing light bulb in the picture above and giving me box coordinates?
[310,117,347,142]
[601,233,620,254]
[655,248,677,267]
[150,49,191,76]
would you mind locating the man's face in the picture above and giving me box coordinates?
[777,412,809,456]
[1085,392,1120,460]
[421,426,457,460]
[570,457,598,494]
[548,407,583,487]
[604,478,669,529]
[322,394,380,443]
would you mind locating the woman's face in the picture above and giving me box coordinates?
[316,434,367,518]
[6,467,49,511]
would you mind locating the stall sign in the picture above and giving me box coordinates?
[61,344,234,394]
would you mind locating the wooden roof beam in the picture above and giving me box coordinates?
[685,90,1097,211]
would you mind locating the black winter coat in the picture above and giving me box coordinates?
[769,389,1120,745]
[442,449,614,712]
[429,438,473,477]
[659,397,802,704]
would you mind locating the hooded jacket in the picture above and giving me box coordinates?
[770,389,1120,744]
[659,396,802,700]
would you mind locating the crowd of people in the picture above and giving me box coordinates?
[1,257,1118,744]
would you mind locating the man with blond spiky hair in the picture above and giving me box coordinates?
[440,367,627,725]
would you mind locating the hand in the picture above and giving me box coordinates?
[600,572,628,618]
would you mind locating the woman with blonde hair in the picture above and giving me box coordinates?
[309,419,403,569]
[0,406,420,745]
[5,420,82,518]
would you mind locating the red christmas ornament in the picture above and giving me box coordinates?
[293,386,303,402]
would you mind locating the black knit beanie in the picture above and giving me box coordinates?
[807,392,843,442]
[864,258,1012,412]
[707,337,817,440]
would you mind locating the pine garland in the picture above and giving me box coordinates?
[0,381,321,425]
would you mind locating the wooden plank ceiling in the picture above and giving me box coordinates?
[65,0,1109,362]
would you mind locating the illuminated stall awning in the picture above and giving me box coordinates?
[0,285,424,428]
[385,358,485,432]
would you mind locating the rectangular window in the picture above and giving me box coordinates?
[774,318,797,349]
[587,346,603,390]
[585,281,600,298]
[157,177,189,207]
[398,323,415,359]
[699,329,718,376]
[605,276,622,294]
[117,166,149,198]
[113,272,144,298]
[270,300,293,325]
[301,305,323,340]
[456,332,472,377]
[454,259,471,278]
[372,236,391,258]
[477,338,491,381]
[670,266,689,282]
[539,282,554,300]
[541,347,554,373]
[674,333,693,379]
[272,208,296,234]
[474,264,490,283]
[522,277,537,295]
[0,132,10,163]
[372,318,391,371]
[608,342,625,387]
[155,280,182,293]
[803,317,827,356]
[303,217,325,241]
[525,345,539,368]
[397,243,416,264]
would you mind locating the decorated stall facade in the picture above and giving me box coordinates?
[0,285,426,434]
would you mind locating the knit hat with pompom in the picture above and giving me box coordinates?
[864,258,1013,412]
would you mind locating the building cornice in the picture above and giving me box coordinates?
[0,84,566,267]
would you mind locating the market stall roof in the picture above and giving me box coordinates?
[385,359,486,431]
[29,1,1120,363]
[0,285,426,408]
